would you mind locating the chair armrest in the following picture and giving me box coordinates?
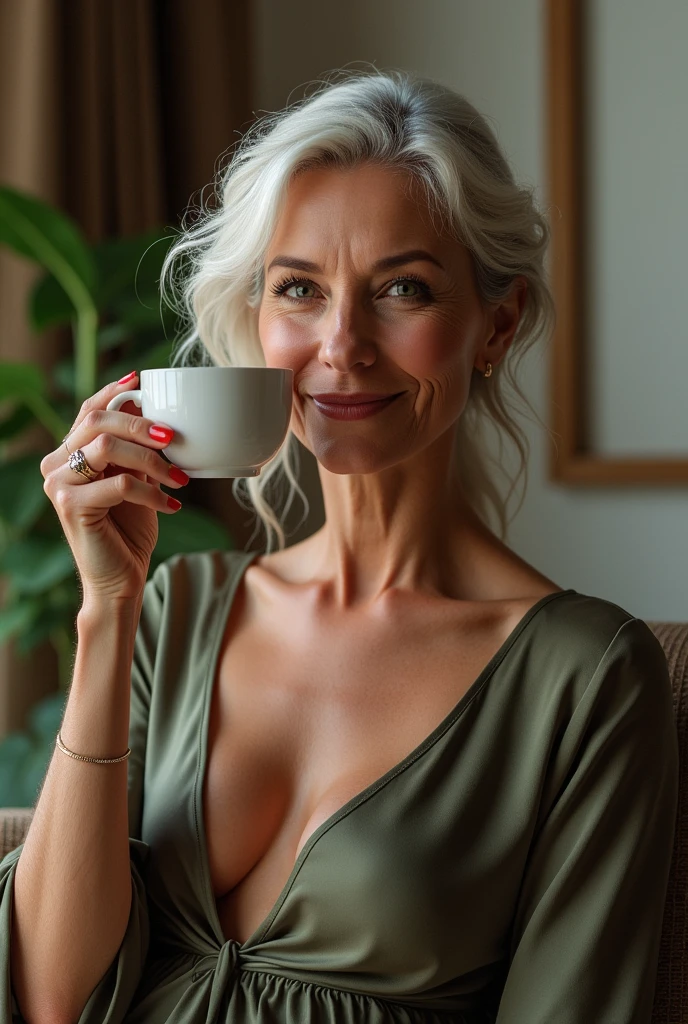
[0,807,34,860]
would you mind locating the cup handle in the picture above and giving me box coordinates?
[106,389,142,412]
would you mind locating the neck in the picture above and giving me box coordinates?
[302,428,500,608]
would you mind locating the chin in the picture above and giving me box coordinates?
[313,442,404,476]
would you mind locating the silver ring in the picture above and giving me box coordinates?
[68,448,100,482]
[62,433,72,456]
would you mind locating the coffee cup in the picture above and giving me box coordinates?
[106,366,293,477]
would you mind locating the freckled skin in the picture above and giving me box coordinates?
[256,161,534,605]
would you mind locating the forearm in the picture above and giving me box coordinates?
[10,598,142,1024]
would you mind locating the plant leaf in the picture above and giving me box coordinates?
[0,402,36,442]
[152,505,233,566]
[110,296,169,332]
[137,339,176,369]
[0,361,46,402]
[0,537,74,595]
[0,599,40,644]
[97,323,132,352]
[0,454,48,530]
[29,271,75,331]
[15,603,70,654]
[27,692,66,740]
[0,186,96,298]
[21,740,53,804]
[51,359,76,396]
[94,230,176,310]
[0,363,69,442]
[0,732,34,807]
[28,228,178,333]
[98,341,175,389]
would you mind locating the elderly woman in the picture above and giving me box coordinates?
[1,70,678,1024]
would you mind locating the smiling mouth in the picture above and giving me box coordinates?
[310,393,402,420]
[309,393,402,404]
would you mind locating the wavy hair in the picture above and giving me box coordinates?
[160,67,556,554]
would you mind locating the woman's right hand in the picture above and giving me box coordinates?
[40,373,190,604]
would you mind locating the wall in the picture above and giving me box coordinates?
[250,0,687,620]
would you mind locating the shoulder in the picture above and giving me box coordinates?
[146,547,255,604]
[133,548,257,690]
[522,595,676,815]
[531,591,672,724]
[135,548,257,649]
[534,588,665,676]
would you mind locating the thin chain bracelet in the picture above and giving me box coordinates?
[56,730,131,764]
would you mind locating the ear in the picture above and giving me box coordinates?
[482,276,528,367]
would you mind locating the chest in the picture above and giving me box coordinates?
[202,583,520,944]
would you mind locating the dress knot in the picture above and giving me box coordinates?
[191,938,243,1018]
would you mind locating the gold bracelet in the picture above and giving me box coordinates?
[56,730,131,764]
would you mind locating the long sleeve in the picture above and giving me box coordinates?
[0,561,168,1023]
[495,616,679,1024]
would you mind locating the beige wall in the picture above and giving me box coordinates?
[250,0,687,621]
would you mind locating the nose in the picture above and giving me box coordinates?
[317,293,376,371]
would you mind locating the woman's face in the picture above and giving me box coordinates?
[258,161,520,476]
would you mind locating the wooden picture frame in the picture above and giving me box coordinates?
[546,0,688,484]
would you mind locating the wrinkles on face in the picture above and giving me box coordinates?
[412,367,456,436]
[258,163,488,447]
[250,161,530,602]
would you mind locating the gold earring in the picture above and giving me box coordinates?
[483,362,493,378]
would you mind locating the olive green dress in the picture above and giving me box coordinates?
[0,548,679,1023]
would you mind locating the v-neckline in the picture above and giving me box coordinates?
[194,547,576,953]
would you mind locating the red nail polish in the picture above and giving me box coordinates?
[117,370,137,385]
[149,425,174,442]
[167,496,182,510]
[168,466,189,485]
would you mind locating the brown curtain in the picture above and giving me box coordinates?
[0,0,251,735]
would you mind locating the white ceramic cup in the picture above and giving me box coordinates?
[105,366,293,478]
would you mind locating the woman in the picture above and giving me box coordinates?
[0,69,678,1024]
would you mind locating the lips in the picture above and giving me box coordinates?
[309,393,401,405]
[310,393,401,420]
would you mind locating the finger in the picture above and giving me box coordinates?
[103,463,155,487]
[53,471,182,518]
[51,434,188,491]
[42,400,176,478]
[41,374,141,477]
[72,372,140,434]
[69,409,175,464]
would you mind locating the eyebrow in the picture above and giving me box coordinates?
[266,249,445,274]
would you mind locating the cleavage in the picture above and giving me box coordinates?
[202,589,506,942]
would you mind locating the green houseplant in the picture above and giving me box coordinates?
[0,186,234,806]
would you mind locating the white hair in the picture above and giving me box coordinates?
[161,67,556,554]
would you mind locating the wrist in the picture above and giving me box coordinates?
[77,596,142,633]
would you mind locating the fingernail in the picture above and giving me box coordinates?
[167,496,182,510]
[149,425,174,442]
[117,370,137,385]
[168,466,189,485]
